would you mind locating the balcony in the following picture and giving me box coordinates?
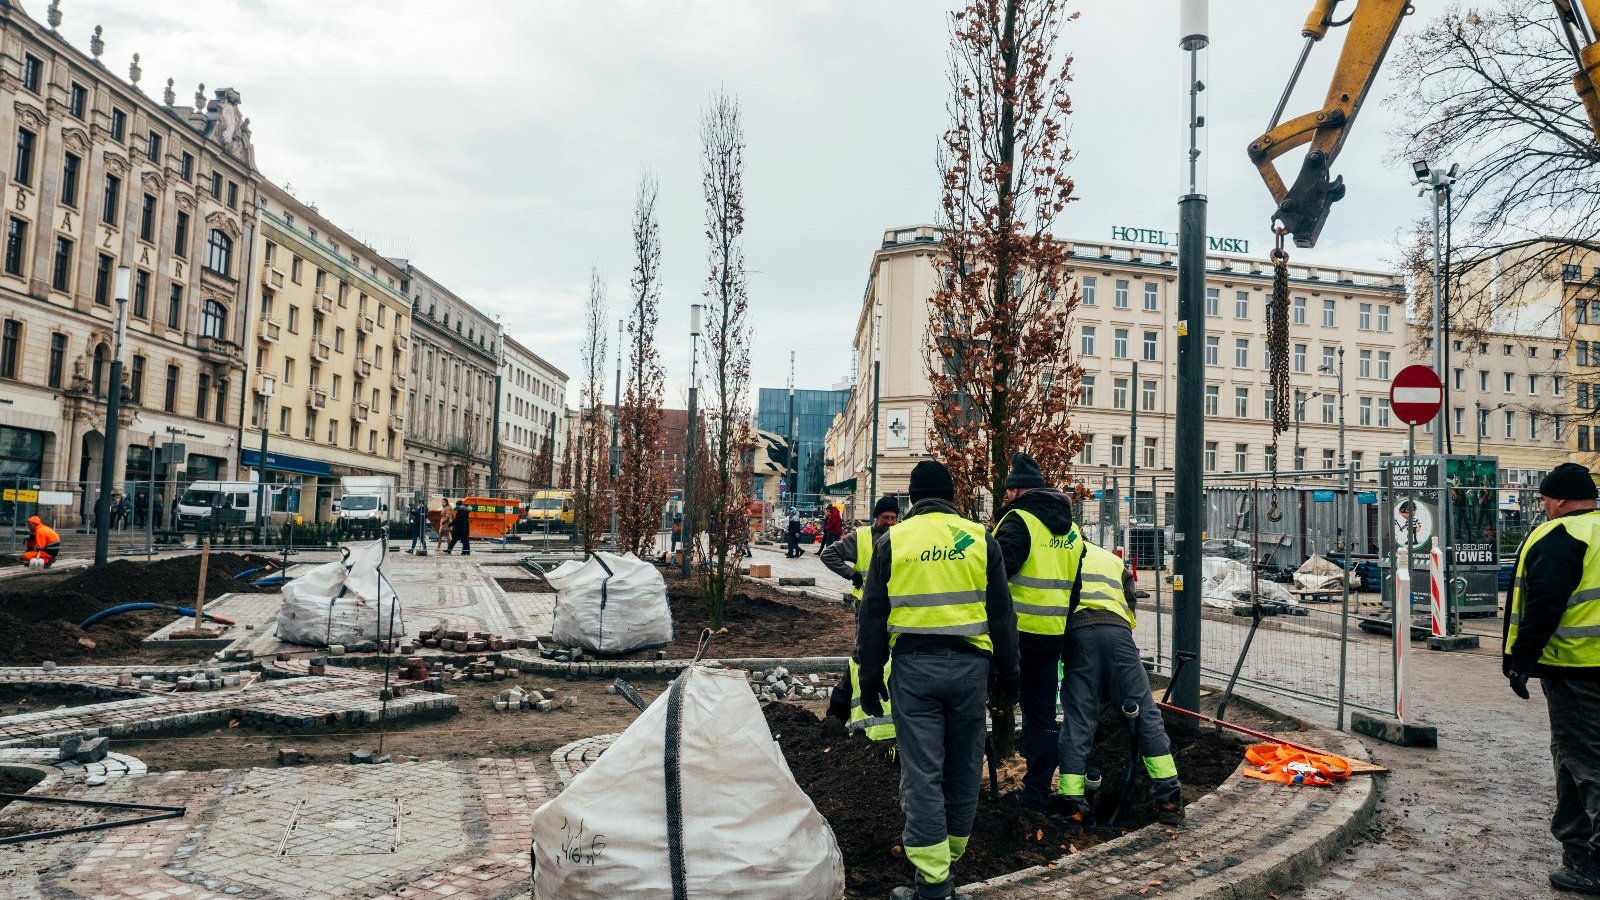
[315,292,334,315]
[389,412,404,432]
[258,318,282,343]
[196,335,242,365]
[358,313,376,335]
[356,356,373,378]
[254,372,276,396]
[352,401,370,423]
[308,386,328,410]
[394,333,409,351]
[261,262,285,290]
[393,370,407,387]
[313,338,331,362]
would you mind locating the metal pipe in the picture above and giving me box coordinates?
[1337,461,1354,731]
[95,268,131,566]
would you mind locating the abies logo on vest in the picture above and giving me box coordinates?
[919,526,976,562]
[1047,532,1077,550]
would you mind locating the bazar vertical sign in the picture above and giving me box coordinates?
[1110,225,1250,255]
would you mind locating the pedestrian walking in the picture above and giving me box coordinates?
[822,494,900,740]
[991,452,1083,814]
[818,503,843,556]
[447,499,472,555]
[433,498,452,554]
[856,460,1019,900]
[1503,462,1600,895]
[153,492,165,533]
[785,506,803,558]
[408,498,428,553]
[111,492,131,530]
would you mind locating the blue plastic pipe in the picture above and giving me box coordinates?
[78,603,235,629]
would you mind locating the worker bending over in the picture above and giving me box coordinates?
[1056,523,1185,828]
[991,453,1081,813]
[23,515,61,568]
[857,460,1019,900]
[822,495,900,740]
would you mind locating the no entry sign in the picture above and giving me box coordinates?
[1389,365,1443,426]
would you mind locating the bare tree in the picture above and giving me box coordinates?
[698,88,756,628]
[925,0,1085,517]
[575,267,611,552]
[616,173,671,556]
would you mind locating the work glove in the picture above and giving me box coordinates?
[825,685,851,725]
[989,674,1020,709]
[1508,669,1531,700]
[859,670,889,719]
[851,571,864,589]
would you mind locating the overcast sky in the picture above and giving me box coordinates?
[64,0,1424,406]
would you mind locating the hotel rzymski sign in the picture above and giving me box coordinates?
[1110,226,1250,255]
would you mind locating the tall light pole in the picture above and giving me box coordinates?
[489,321,504,492]
[1413,160,1456,454]
[869,300,882,509]
[1318,346,1346,469]
[1476,401,1506,456]
[94,266,132,566]
[787,350,797,505]
[254,376,273,545]
[1294,390,1321,470]
[681,304,703,579]
[1170,0,1209,715]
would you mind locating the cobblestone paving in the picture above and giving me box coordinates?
[0,758,552,900]
[0,746,147,784]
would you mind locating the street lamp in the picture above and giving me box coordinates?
[1476,400,1507,456]
[681,304,703,579]
[1293,390,1321,471]
[94,266,132,566]
[1317,345,1346,469]
[1413,160,1457,454]
[254,374,273,545]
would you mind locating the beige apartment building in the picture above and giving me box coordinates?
[0,6,260,525]
[825,225,1576,520]
[244,182,410,521]
[499,334,568,492]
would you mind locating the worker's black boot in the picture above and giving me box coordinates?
[1151,777,1186,826]
[1551,854,1600,895]
[888,876,955,900]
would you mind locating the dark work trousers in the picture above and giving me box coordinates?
[1058,623,1179,801]
[409,521,426,552]
[1018,631,1065,808]
[448,532,471,555]
[890,646,989,895]
[1543,677,1600,863]
[786,529,801,557]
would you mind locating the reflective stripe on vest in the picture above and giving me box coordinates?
[886,511,992,653]
[847,658,895,740]
[852,526,874,601]
[1507,510,1600,667]
[1074,541,1136,628]
[994,508,1080,636]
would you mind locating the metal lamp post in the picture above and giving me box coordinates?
[869,301,882,509]
[1476,401,1506,456]
[94,266,132,566]
[1413,160,1457,454]
[254,375,273,545]
[1318,346,1346,469]
[1293,390,1321,470]
[681,304,703,579]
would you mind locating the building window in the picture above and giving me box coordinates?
[1113,328,1128,358]
[1234,338,1249,368]
[210,172,223,200]
[1114,279,1129,309]
[1112,377,1128,410]
[1205,335,1219,366]
[1530,413,1541,440]
[1322,394,1335,423]
[287,306,299,333]
[1081,276,1096,305]
[102,174,121,223]
[60,152,81,208]
[132,269,149,318]
[1143,437,1157,468]
[1360,396,1372,426]
[205,229,232,275]
[1204,384,1219,416]
[201,299,227,339]
[1323,346,1336,371]
[1504,371,1516,391]
[69,83,87,119]
[1141,379,1157,412]
[1378,398,1391,427]
[0,319,18,378]
[51,236,72,291]
[1235,387,1250,418]
[146,132,162,164]
[1234,291,1248,319]
[1359,303,1371,329]
[173,210,190,259]
[226,181,238,209]
[1079,375,1095,406]
[1322,298,1336,326]
[279,406,291,434]
[196,372,210,419]
[1205,441,1217,472]
[91,343,105,396]
[167,284,183,329]
[1080,325,1096,356]
[1293,343,1307,373]
[1583,426,1593,453]
[12,128,34,185]
[1478,370,1489,391]
[21,54,40,93]
[1583,383,1592,410]
[47,333,66,388]
[1378,305,1391,331]
[1377,350,1390,380]
[1293,296,1306,324]
[1359,349,1372,378]
[1556,414,1567,441]
[1076,435,1094,465]
[4,217,27,277]
[1111,435,1126,467]
[180,151,194,181]
[1234,443,1249,471]
[129,354,144,404]
[1504,409,1515,438]
[294,258,306,285]
[1144,282,1159,311]
[1205,287,1219,317]
[139,194,157,242]
[1142,330,1158,361]
[1294,390,1308,423]
[110,108,127,142]
[1529,374,1539,395]
[1555,374,1566,397]
[1264,389,1276,422]
[93,253,112,305]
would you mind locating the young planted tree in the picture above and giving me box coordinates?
[925,0,1084,519]
[615,173,671,556]
[698,88,756,628]
[575,267,611,553]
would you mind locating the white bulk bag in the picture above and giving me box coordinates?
[531,665,844,900]
[547,551,672,654]
[275,540,406,646]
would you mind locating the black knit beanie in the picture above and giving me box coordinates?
[908,460,955,503]
[873,496,899,517]
[1005,452,1046,490]
[1539,462,1598,501]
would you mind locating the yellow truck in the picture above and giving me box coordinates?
[526,489,575,530]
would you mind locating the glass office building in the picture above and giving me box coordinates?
[756,387,849,505]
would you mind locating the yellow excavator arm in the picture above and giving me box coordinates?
[1249,1,1600,249]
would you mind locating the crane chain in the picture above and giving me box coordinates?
[1266,228,1290,523]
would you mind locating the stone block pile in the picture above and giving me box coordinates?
[749,667,826,701]
[173,668,245,692]
[492,686,578,712]
[445,657,523,683]
[416,624,538,653]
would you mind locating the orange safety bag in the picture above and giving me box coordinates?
[1240,742,1352,787]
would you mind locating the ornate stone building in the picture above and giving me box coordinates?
[0,4,258,524]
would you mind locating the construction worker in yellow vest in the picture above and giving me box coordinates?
[822,495,900,740]
[1503,462,1600,895]
[1055,523,1185,829]
[991,452,1084,813]
[857,460,1019,900]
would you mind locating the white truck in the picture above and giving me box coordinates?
[333,475,397,535]
[175,481,274,531]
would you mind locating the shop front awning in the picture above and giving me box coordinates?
[824,476,857,496]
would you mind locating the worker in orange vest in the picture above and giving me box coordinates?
[23,515,61,568]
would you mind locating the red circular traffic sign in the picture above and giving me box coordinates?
[1389,365,1443,426]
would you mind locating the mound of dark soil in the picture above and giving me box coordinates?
[0,768,44,809]
[0,554,20,568]
[764,699,1243,898]
[661,574,855,658]
[0,552,277,665]
[495,577,554,594]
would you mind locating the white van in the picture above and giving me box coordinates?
[176,481,273,530]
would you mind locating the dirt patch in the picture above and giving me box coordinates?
[659,574,854,658]
[495,577,554,594]
[0,768,45,810]
[0,684,126,717]
[0,554,20,568]
[763,700,1243,899]
[0,552,278,666]
[111,676,675,772]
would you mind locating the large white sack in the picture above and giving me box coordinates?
[548,552,672,654]
[531,665,844,900]
[1200,556,1295,610]
[1293,554,1358,592]
[275,541,406,646]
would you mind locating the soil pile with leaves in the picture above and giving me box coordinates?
[659,573,855,658]
[0,553,277,665]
